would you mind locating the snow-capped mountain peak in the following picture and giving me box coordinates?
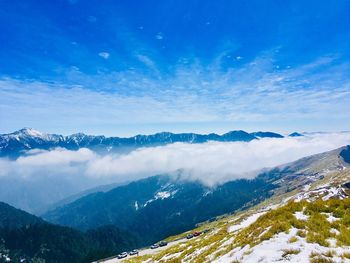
[16,127,44,137]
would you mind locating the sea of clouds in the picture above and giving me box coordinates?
[1,132,350,187]
[1,132,350,213]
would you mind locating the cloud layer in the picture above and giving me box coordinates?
[85,133,350,186]
[1,132,350,213]
[1,133,350,187]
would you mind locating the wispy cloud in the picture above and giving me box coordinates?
[155,32,163,40]
[136,54,160,75]
[98,52,110,59]
[1,53,350,135]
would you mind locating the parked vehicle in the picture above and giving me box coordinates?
[193,231,201,237]
[186,234,194,239]
[203,229,210,233]
[159,241,168,247]
[150,244,159,249]
[128,249,139,256]
[117,252,128,259]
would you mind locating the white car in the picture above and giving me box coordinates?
[150,244,159,249]
[117,252,128,259]
[128,249,139,256]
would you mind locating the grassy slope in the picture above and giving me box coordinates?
[122,168,350,263]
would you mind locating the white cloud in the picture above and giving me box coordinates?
[17,148,95,167]
[1,53,350,135]
[0,148,95,179]
[98,52,110,59]
[155,32,163,40]
[1,133,350,187]
[85,133,350,186]
[136,54,158,72]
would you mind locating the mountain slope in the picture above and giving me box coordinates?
[0,128,284,157]
[0,202,139,263]
[43,174,276,245]
[0,201,43,229]
[250,131,284,138]
[289,132,304,137]
[46,181,126,213]
[106,149,350,263]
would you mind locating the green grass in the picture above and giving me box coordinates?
[288,236,298,243]
[309,251,336,263]
[124,197,350,262]
[232,198,350,249]
[296,229,306,237]
[233,200,307,247]
[281,248,300,257]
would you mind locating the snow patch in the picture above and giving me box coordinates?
[155,191,171,199]
[23,128,43,137]
[303,184,311,191]
[144,190,177,207]
[228,212,266,233]
[294,211,308,221]
[324,213,339,223]
[294,186,348,202]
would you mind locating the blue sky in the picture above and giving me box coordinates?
[0,0,350,136]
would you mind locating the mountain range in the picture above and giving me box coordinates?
[0,128,297,158]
